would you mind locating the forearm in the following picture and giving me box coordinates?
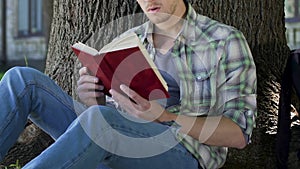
[160,111,247,149]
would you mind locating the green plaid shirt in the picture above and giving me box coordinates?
[130,3,257,169]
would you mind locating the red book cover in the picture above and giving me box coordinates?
[72,33,170,101]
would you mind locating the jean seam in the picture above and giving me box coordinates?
[22,81,77,114]
[0,107,18,136]
[0,79,30,135]
[61,126,112,169]
[62,141,94,169]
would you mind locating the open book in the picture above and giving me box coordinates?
[72,32,170,101]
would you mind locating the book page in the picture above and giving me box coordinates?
[72,42,99,56]
[99,32,140,53]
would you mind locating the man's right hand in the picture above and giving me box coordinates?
[77,67,105,106]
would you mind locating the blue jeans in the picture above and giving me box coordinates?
[0,67,199,169]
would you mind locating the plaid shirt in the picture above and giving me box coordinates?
[127,3,257,169]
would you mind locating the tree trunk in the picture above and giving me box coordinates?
[44,0,146,96]
[2,0,291,168]
[188,0,290,168]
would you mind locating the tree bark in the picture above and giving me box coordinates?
[45,0,145,97]
[2,0,292,168]
[188,0,290,168]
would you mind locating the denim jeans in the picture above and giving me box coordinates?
[0,67,199,169]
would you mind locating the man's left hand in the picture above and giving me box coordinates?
[109,84,167,122]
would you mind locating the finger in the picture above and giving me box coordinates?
[79,67,89,76]
[109,89,127,102]
[110,89,135,110]
[110,89,154,120]
[120,84,150,109]
[77,83,103,92]
[77,86,104,104]
[79,90,104,99]
[110,89,136,107]
[77,75,99,86]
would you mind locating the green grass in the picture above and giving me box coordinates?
[0,72,4,80]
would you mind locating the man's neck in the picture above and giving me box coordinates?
[154,19,184,39]
[151,0,187,54]
[152,19,184,55]
[155,2,187,38]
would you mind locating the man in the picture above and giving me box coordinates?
[0,0,256,168]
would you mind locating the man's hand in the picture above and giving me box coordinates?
[77,67,105,106]
[109,84,172,122]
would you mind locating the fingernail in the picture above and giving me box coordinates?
[120,84,127,90]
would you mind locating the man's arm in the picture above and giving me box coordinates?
[159,112,247,149]
[110,85,247,149]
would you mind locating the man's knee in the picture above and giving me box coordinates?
[76,106,122,145]
[79,105,120,129]
[3,67,41,82]
[6,66,38,74]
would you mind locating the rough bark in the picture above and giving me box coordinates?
[188,1,290,168]
[2,0,292,168]
[45,0,145,96]
[0,123,53,167]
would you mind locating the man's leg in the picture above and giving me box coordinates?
[0,67,85,161]
[22,106,199,169]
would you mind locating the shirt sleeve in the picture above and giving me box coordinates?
[220,30,257,142]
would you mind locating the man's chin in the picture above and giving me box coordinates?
[147,14,171,25]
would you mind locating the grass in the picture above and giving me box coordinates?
[0,72,4,80]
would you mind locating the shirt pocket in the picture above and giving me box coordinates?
[188,70,213,115]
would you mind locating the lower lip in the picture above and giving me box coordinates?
[148,8,160,14]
